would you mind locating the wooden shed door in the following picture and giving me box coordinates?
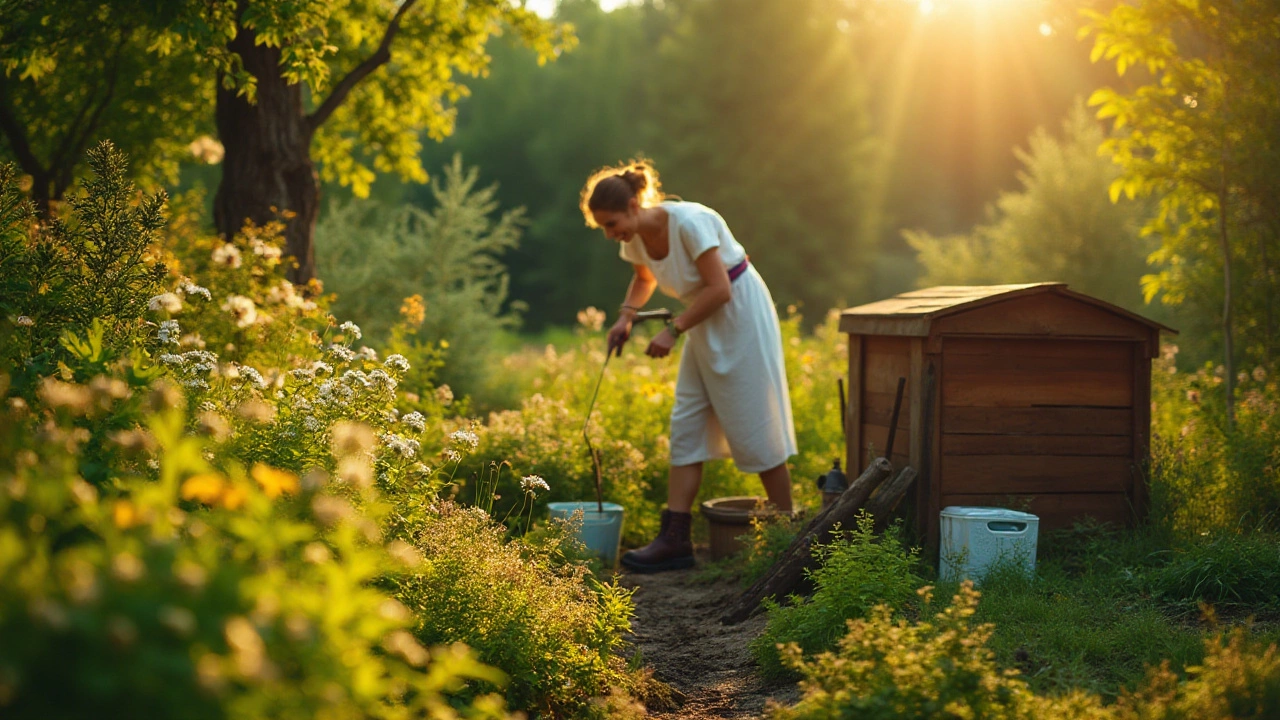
[938,337,1137,528]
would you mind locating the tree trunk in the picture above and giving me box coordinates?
[213,21,319,283]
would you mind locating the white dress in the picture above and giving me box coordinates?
[619,201,797,473]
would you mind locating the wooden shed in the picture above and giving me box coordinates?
[839,283,1174,551]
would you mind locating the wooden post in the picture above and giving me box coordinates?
[847,334,863,472]
[1131,340,1152,525]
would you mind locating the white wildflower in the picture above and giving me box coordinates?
[576,306,606,332]
[238,365,267,390]
[339,321,362,340]
[16,315,34,327]
[384,354,410,373]
[310,361,333,376]
[188,135,224,164]
[520,475,550,495]
[221,295,257,328]
[302,416,322,432]
[212,243,242,268]
[250,239,282,261]
[148,293,183,313]
[292,397,312,412]
[178,282,212,301]
[442,449,461,463]
[288,368,315,384]
[198,401,217,412]
[356,346,378,362]
[402,412,426,433]
[159,353,185,367]
[368,369,396,392]
[265,281,296,306]
[182,378,210,391]
[341,370,371,389]
[379,433,420,459]
[435,384,453,406]
[157,320,181,345]
[327,344,356,362]
[449,430,479,451]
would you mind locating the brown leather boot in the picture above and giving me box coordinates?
[621,509,695,573]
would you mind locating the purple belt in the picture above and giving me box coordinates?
[728,256,750,282]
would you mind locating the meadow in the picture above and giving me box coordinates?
[3,144,1279,718]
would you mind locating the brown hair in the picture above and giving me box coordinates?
[579,160,665,228]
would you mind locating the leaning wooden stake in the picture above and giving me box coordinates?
[867,466,918,533]
[721,457,894,625]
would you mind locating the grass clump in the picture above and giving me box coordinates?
[751,512,924,680]
[1145,533,1280,608]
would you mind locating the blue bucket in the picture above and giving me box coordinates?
[547,501,625,568]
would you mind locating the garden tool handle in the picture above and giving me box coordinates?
[630,308,673,325]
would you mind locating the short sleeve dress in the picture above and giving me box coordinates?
[619,201,797,473]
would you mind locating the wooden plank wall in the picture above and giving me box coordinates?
[938,338,1137,530]
[858,336,913,470]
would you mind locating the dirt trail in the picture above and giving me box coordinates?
[619,551,800,719]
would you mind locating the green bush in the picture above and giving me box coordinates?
[769,581,1280,720]
[0,142,167,387]
[315,156,523,405]
[766,582,1104,720]
[752,512,924,681]
[1114,629,1280,720]
[0,389,509,719]
[1149,346,1280,537]
[0,144,643,718]
[393,501,638,717]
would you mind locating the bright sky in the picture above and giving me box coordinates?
[525,0,634,16]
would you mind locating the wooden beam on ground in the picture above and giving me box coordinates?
[720,457,893,625]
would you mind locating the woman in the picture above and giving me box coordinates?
[581,161,797,573]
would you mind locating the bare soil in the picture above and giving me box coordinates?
[619,549,800,719]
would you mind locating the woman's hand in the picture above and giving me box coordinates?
[607,317,633,357]
[646,327,678,358]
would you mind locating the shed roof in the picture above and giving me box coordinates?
[839,283,1176,337]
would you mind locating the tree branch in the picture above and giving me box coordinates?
[53,39,125,198]
[0,75,49,182]
[306,0,420,135]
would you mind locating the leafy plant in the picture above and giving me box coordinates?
[0,143,167,382]
[752,512,925,681]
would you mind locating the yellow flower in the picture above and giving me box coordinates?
[181,474,226,505]
[220,485,248,510]
[112,500,139,529]
[399,294,426,327]
[439,339,449,349]
[251,464,299,499]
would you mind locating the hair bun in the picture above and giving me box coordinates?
[619,168,648,194]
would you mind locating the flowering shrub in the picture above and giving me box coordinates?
[769,581,1280,720]
[0,383,510,719]
[0,147,642,718]
[1149,345,1280,536]
[392,501,638,717]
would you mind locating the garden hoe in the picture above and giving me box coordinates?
[582,308,674,511]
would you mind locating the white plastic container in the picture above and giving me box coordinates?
[939,506,1039,582]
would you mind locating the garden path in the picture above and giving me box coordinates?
[620,553,800,719]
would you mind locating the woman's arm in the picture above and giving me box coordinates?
[645,250,731,358]
[621,264,659,316]
[608,265,659,355]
